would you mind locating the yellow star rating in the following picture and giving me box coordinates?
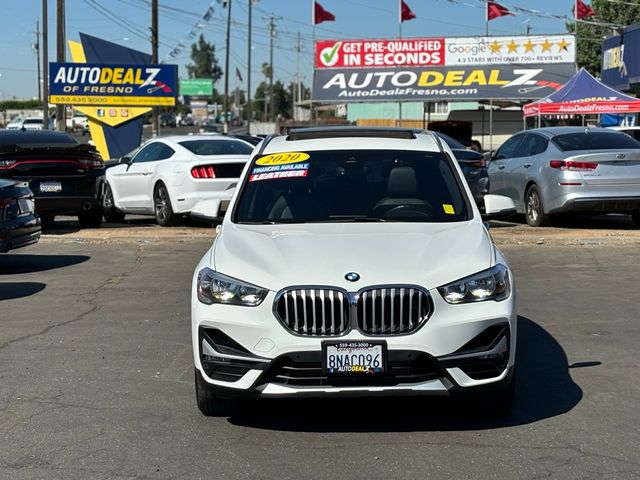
[557,38,571,51]
[523,39,536,53]
[541,39,553,52]
[489,40,502,54]
[507,40,519,54]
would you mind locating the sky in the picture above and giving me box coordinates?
[0,0,579,100]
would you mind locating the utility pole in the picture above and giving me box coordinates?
[268,16,275,123]
[151,0,159,137]
[34,19,41,102]
[56,0,65,131]
[223,0,232,135]
[295,31,301,122]
[246,0,252,135]
[42,0,49,129]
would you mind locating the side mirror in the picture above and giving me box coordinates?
[190,199,225,225]
[119,156,132,165]
[481,194,517,222]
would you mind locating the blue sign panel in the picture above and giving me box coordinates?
[49,62,178,106]
[602,24,640,92]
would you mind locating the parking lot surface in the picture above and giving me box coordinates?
[1,236,640,479]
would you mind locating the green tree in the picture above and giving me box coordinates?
[567,0,640,75]
[252,81,291,120]
[186,34,223,83]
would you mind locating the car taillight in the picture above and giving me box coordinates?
[191,166,216,179]
[549,160,598,171]
[78,158,104,169]
[469,159,486,168]
[0,160,16,170]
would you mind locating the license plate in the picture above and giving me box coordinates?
[18,198,34,214]
[322,341,386,375]
[39,181,62,193]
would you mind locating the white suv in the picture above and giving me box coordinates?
[191,128,518,416]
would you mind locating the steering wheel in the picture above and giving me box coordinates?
[382,205,432,219]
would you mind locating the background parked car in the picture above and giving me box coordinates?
[6,117,45,131]
[488,127,640,226]
[0,130,105,228]
[160,113,177,128]
[230,134,263,146]
[103,135,253,225]
[431,131,489,208]
[0,179,41,252]
[607,125,640,141]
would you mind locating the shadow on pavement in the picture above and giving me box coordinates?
[0,254,90,274]
[490,213,637,230]
[227,316,584,432]
[0,282,46,301]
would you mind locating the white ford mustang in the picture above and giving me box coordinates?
[103,135,253,225]
[191,127,519,416]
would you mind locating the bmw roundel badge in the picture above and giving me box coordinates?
[345,272,360,282]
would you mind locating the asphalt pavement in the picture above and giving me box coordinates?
[1,240,640,479]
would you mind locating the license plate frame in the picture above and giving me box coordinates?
[39,181,62,193]
[322,340,386,375]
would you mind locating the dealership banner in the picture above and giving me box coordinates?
[313,64,577,102]
[49,62,178,106]
[315,35,575,69]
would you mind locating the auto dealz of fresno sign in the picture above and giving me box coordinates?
[49,62,178,106]
[314,35,576,101]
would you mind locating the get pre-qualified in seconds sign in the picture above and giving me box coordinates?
[315,38,445,69]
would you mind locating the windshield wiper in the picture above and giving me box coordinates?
[313,216,387,223]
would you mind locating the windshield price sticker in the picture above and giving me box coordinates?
[249,170,308,182]
[251,163,309,175]
[255,152,310,166]
[324,341,385,375]
[443,204,455,214]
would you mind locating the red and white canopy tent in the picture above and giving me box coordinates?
[523,68,640,124]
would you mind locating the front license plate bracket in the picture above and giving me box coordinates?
[322,340,387,375]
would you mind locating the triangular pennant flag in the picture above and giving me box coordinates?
[487,0,514,21]
[576,0,596,19]
[400,0,416,23]
[314,1,335,25]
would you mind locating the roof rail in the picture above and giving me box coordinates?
[287,127,416,141]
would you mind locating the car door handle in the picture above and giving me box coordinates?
[498,165,506,170]
[142,171,152,176]
[524,163,532,169]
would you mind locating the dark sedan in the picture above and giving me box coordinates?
[0,130,105,228]
[0,178,40,253]
[432,131,489,208]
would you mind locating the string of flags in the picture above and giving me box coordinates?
[162,1,216,63]
[313,0,599,27]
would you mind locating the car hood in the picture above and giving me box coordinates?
[213,221,493,292]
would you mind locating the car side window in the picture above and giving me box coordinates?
[519,134,548,157]
[495,135,524,160]
[131,143,162,163]
[156,144,175,161]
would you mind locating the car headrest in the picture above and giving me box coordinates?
[387,166,418,198]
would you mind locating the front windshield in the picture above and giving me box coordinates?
[233,149,470,224]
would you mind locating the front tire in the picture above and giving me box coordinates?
[525,185,551,227]
[154,183,179,226]
[103,183,126,223]
[195,369,235,417]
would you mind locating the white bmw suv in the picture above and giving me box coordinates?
[191,128,518,416]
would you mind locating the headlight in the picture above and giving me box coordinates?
[438,264,510,304]
[197,268,268,306]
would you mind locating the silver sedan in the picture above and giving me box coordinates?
[488,127,640,226]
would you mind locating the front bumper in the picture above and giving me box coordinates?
[192,282,517,398]
[0,214,41,253]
